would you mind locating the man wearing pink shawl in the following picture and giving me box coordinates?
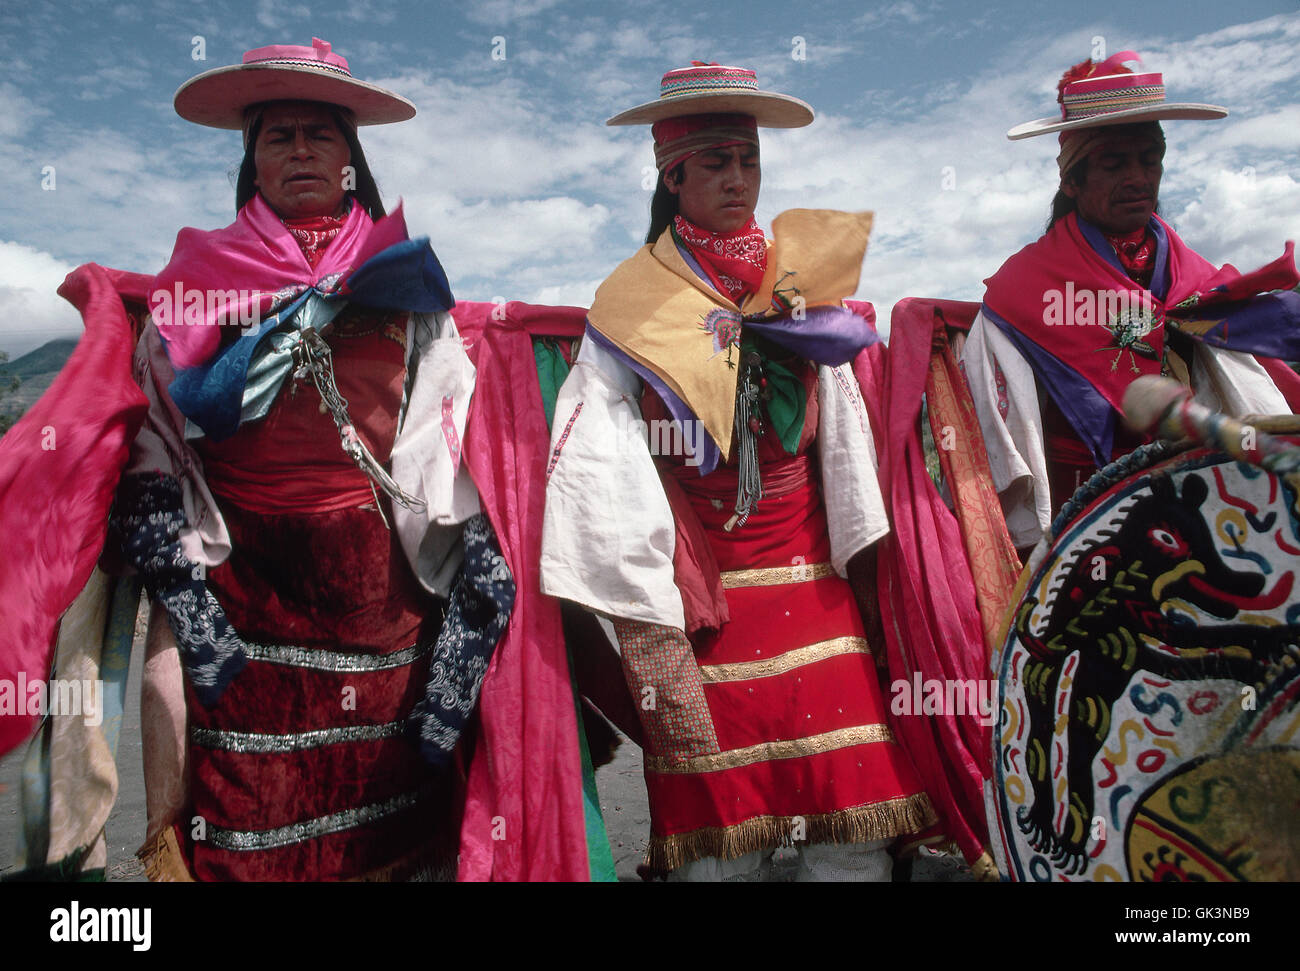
[963,51,1299,555]
[0,38,599,881]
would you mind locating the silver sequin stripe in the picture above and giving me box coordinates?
[242,640,429,672]
[205,787,430,852]
[191,721,404,754]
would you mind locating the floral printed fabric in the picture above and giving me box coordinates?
[113,472,248,706]
[611,617,720,760]
[408,513,516,768]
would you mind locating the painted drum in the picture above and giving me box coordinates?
[990,436,1300,881]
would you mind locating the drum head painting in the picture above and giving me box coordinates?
[991,443,1300,881]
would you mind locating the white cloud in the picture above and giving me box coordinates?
[0,4,1295,358]
[856,1,930,28]
[0,242,82,359]
[431,196,613,279]
[0,82,47,140]
[529,276,605,308]
[1173,168,1300,268]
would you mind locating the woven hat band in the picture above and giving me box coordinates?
[1061,72,1165,121]
[658,64,759,101]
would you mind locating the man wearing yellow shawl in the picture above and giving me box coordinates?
[541,64,937,880]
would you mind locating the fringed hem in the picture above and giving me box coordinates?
[138,827,195,883]
[646,791,939,872]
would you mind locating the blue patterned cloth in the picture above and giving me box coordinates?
[112,473,248,707]
[408,513,515,767]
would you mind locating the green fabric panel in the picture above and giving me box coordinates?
[535,338,609,878]
[743,336,806,455]
[532,338,572,434]
[567,646,617,882]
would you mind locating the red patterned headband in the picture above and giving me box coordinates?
[651,113,759,172]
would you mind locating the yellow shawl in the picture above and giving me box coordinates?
[587,208,873,461]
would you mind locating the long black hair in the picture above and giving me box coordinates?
[235,101,386,219]
[1047,158,1087,230]
[645,163,684,244]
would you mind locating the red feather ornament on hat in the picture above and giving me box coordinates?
[1056,57,1136,105]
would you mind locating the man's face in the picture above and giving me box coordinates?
[253,102,351,219]
[1063,129,1165,235]
[667,143,761,234]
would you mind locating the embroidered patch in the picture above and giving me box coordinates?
[1100,302,1160,373]
[699,307,743,358]
[546,401,583,478]
[408,513,514,768]
[441,394,462,471]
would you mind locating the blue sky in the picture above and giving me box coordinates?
[1,0,1297,357]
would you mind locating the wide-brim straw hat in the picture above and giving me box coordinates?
[174,37,415,130]
[1007,50,1225,140]
[607,63,813,128]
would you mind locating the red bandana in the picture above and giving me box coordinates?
[1105,227,1157,285]
[283,213,347,271]
[672,215,768,302]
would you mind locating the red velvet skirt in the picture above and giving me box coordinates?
[179,317,456,881]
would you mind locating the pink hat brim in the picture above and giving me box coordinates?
[174,62,415,130]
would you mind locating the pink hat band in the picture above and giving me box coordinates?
[1060,71,1167,122]
[241,37,351,76]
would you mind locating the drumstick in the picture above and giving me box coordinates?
[1122,375,1300,477]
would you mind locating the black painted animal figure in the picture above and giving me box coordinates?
[1012,470,1300,873]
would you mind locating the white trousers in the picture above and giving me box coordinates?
[666,839,893,882]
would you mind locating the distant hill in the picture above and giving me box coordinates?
[0,338,78,379]
[0,338,79,429]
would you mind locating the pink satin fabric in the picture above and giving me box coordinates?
[0,265,149,755]
[150,194,411,369]
[849,298,993,866]
[453,300,593,881]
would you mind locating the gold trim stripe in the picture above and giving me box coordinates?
[720,561,836,589]
[699,636,870,684]
[646,723,893,775]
